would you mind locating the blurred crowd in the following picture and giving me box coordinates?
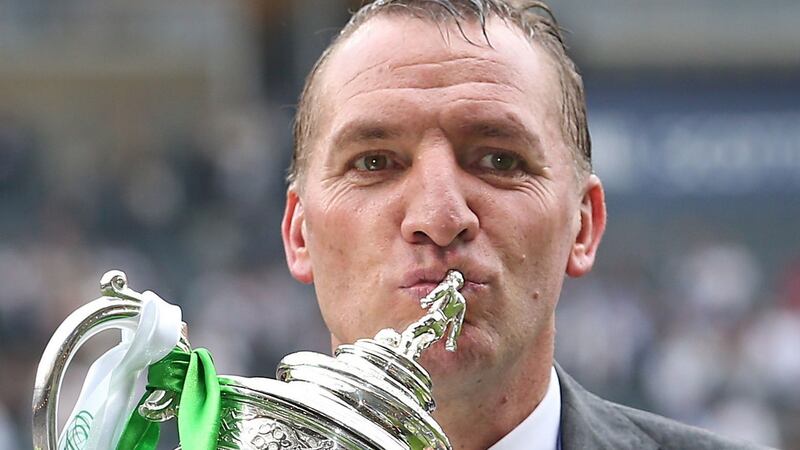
[1,0,798,448]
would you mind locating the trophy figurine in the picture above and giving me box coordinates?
[33,269,467,450]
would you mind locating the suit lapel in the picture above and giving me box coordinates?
[556,363,660,450]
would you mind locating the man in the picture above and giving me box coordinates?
[281,1,761,448]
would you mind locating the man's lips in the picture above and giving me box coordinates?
[398,265,492,300]
[400,280,488,300]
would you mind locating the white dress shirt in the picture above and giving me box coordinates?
[488,366,561,450]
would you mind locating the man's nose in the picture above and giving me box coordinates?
[400,155,479,248]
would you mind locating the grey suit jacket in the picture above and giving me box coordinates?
[555,364,769,450]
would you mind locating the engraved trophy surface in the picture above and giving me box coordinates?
[33,270,466,450]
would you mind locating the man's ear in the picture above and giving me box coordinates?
[282,189,314,284]
[566,174,607,278]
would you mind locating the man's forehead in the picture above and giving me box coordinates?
[320,14,560,105]
[344,13,493,54]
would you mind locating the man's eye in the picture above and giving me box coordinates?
[354,154,391,171]
[478,152,521,172]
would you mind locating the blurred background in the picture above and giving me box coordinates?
[1,0,799,448]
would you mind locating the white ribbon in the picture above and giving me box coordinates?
[58,291,182,450]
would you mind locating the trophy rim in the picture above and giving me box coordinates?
[279,350,436,414]
[340,339,434,391]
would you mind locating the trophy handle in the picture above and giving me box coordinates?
[31,270,188,450]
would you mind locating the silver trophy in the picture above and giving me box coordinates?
[33,269,467,450]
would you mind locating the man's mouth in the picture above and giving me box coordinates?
[402,282,445,299]
[401,281,488,300]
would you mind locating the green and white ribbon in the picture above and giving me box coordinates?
[115,348,221,450]
[58,291,182,450]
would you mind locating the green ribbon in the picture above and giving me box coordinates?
[115,348,221,450]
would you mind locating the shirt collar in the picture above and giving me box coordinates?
[488,366,562,450]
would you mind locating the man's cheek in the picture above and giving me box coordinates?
[310,211,353,255]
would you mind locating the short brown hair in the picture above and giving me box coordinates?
[288,0,591,188]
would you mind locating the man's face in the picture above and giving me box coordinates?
[283,15,604,380]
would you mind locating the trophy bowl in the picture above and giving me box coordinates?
[33,270,467,450]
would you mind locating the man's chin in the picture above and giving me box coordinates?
[413,325,491,380]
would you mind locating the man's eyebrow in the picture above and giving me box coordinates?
[460,120,542,149]
[466,122,517,138]
[332,122,404,147]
